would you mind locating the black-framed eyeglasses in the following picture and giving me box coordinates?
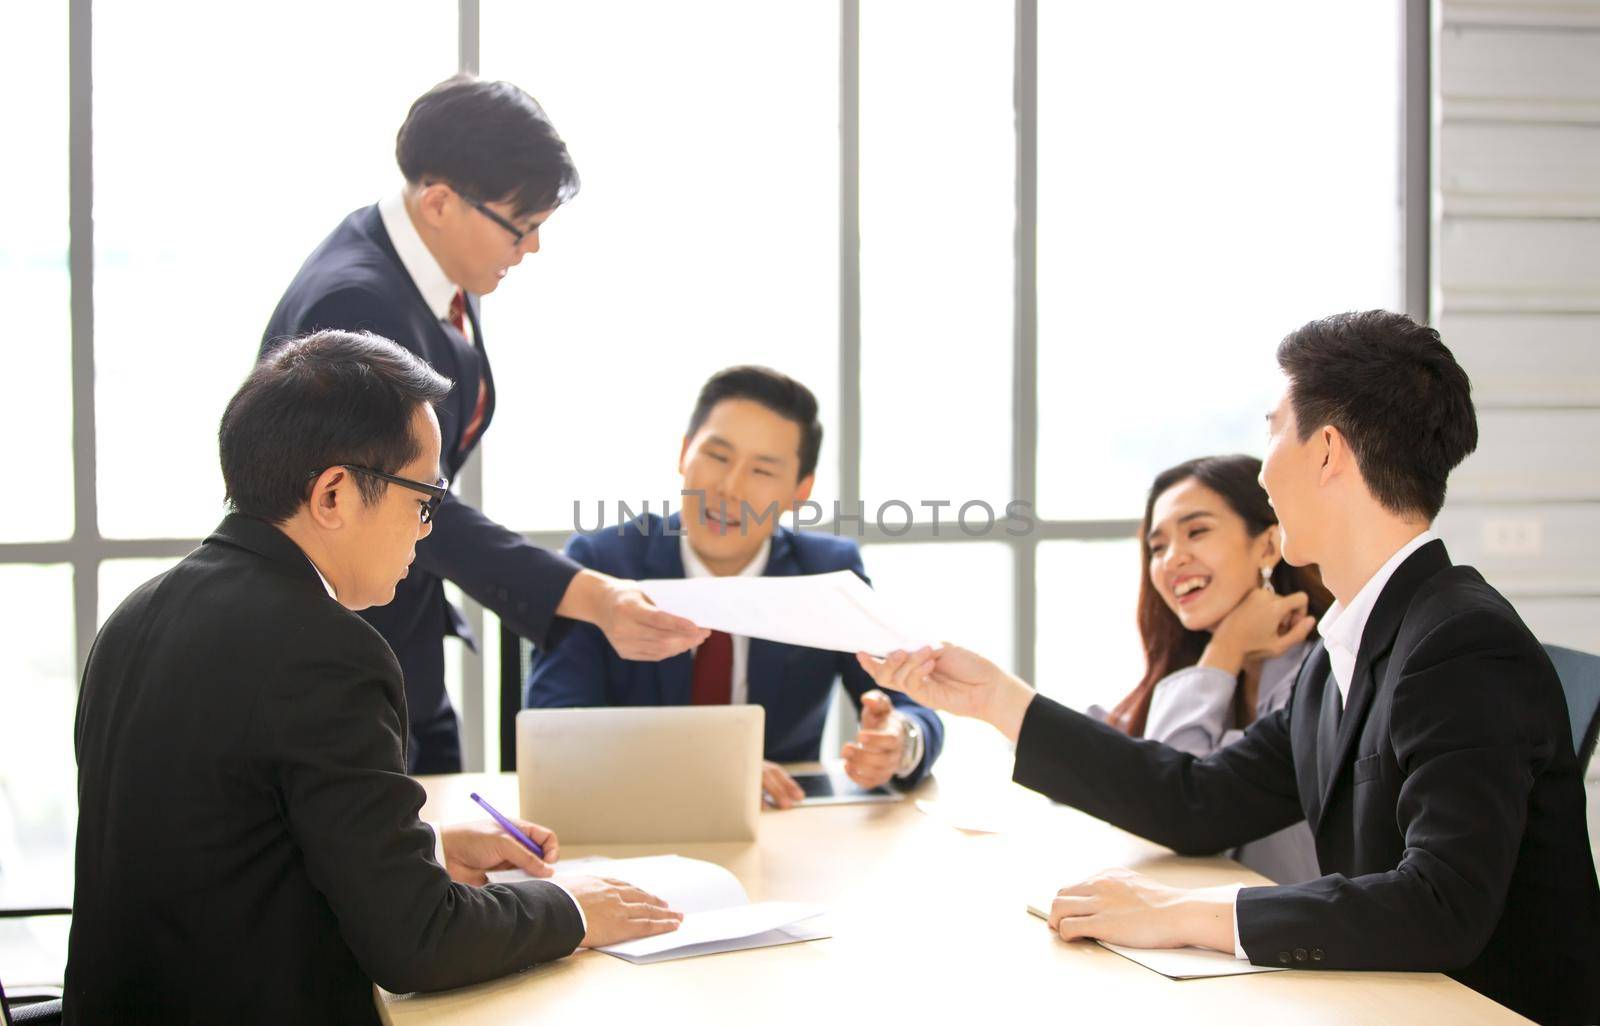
[311,465,450,524]
[460,193,539,247]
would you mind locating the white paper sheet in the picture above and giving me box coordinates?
[599,902,826,959]
[489,855,748,914]
[1025,903,1285,979]
[603,916,833,965]
[488,855,829,964]
[485,854,613,886]
[638,570,930,656]
[1096,941,1286,979]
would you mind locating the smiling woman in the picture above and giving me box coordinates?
[1106,455,1330,736]
[1095,454,1331,882]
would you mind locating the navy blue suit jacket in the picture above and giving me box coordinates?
[262,205,581,770]
[526,514,944,783]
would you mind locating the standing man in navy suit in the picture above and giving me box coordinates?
[263,76,706,773]
[526,366,944,805]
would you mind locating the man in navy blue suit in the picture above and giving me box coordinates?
[526,366,944,805]
[263,76,705,772]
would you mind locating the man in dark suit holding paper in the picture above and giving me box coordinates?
[263,75,705,773]
[860,311,1600,1026]
[65,332,680,1025]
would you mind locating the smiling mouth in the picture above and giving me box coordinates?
[1173,576,1211,603]
[702,508,742,534]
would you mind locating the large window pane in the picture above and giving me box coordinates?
[1036,2,1401,518]
[0,4,70,543]
[1035,538,1145,712]
[861,540,1015,778]
[480,2,839,532]
[860,0,1014,519]
[859,541,1014,672]
[99,558,182,627]
[0,565,76,908]
[94,2,455,539]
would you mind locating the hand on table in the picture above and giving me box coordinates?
[1045,867,1238,953]
[563,875,684,948]
[762,761,805,810]
[440,818,558,885]
[841,689,906,789]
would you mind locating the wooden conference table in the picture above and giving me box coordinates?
[384,748,1528,1025]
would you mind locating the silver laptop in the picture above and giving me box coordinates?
[516,705,764,844]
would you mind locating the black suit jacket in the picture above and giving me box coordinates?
[1014,541,1600,1026]
[261,205,580,767]
[64,515,584,1025]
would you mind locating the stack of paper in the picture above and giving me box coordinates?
[488,855,829,964]
[638,570,930,656]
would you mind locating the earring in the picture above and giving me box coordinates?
[1260,565,1275,593]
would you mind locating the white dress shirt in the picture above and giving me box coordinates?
[1231,527,1438,959]
[679,533,772,706]
[308,561,337,602]
[1316,530,1438,705]
[677,533,924,775]
[377,191,465,329]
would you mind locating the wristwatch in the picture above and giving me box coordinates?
[894,712,922,778]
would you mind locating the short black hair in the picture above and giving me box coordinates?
[396,75,579,218]
[223,331,453,524]
[1276,310,1477,521]
[686,366,823,480]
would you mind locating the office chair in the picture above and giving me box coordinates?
[1546,644,1600,767]
[0,908,67,1026]
[500,624,537,772]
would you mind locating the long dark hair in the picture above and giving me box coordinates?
[1106,455,1332,737]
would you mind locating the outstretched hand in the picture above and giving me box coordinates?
[855,644,1037,741]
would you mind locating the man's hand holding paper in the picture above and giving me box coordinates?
[637,569,928,656]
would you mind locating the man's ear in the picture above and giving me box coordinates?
[307,467,350,530]
[677,435,692,476]
[791,475,815,508]
[1255,522,1283,568]
[1317,425,1345,486]
[412,182,455,229]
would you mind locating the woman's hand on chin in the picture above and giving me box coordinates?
[1203,588,1318,674]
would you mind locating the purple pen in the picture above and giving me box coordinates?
[470,791,546,860]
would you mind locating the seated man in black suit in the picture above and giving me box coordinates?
[64,331,680,1025]
[860,311,1600,1026]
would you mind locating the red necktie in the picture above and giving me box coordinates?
[447,288,467,335]
[447,289,489,453]
[690,630,733,705]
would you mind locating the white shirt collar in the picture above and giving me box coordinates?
[307,560,337,602]
[1318,529,1438,701]
[377,190,459,321]
[679,532,771,581]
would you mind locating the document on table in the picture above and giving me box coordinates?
[1024,903,1285,979]
[487,855,829,964]
[638,569,930,656]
